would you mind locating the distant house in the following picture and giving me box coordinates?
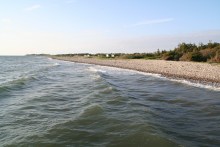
[84,54,90,57]
[105,54,115,58]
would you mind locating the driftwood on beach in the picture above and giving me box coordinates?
[52,56,220,85]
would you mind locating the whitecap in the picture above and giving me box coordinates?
[87,66,106,73]
[53,63,60,66]
[168,79,220,91]
[90,74,102,81]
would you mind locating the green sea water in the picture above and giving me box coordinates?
[0,56,220,146]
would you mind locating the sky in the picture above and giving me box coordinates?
[0,0,220,55]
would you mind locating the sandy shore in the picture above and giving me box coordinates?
[52,56,220,85]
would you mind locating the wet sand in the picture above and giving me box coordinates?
[52,56,220,85]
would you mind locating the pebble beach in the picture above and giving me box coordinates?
[53,56,220,86]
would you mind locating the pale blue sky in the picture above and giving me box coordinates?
[0,0,220,55]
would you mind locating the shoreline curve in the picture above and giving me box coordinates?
[51,56,220,87]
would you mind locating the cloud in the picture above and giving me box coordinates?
[25,4,41,11]
[1,29,220,55]
[1,18,12,32]
[1,18,11,24]
[128,18,174,27]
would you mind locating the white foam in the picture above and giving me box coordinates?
[136,70,220,91]
[87,67,106,73]
[88,65,220,91]
[53,63,60,66]
[169,78,220,91]
[132,70,166,79]
[127,70,220,91]
[91,65,164,79]
[89,65,133,75]
[53,60,220,91]
[90,74,102,81]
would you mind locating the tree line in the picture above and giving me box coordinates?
[55,41,220,63]
[111,41,220,62]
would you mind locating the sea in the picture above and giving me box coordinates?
[0,56,220,147]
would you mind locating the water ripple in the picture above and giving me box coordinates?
[0,57,220,146]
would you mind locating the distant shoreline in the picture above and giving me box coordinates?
[52,56,220,87]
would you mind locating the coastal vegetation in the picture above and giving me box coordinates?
[161,41,220,62]
[55,41,220,63]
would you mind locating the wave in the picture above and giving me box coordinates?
[87,66,106,73]
[87,65,220,91]
[47,57,53,60]
[99,86,114,94]
[28,62,60,76]
[168,78,220,91]
[0,76,38,93]
[133,70,220,91]
[0,62,61,95]
[90,74,102,81]
[50,58,220,91]
[80,104,104,117]
[39,62,60,69]
[88,65,165,80]
[138,72,220,91]
[52,63,60,67]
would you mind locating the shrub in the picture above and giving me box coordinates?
[210,50,220,62]
[179,52,192,61]
[191,51,206,62]
[200,48,216,60]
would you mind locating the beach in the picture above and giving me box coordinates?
[53,56,220,85]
